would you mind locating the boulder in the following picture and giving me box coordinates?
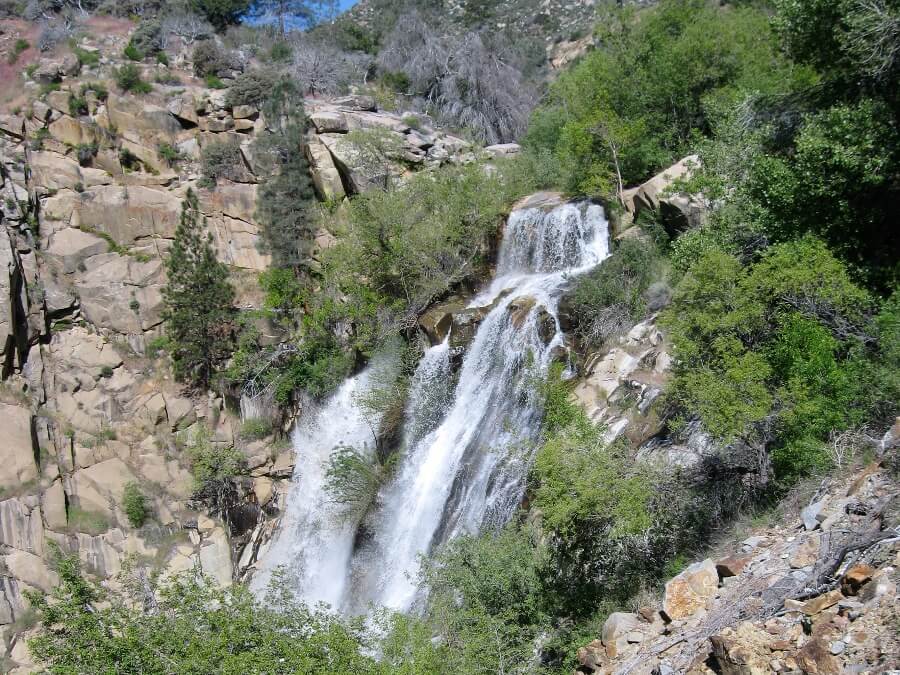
[42,480,68,531]
[47,115,99,147]
[0,497,45,554]
[662,558,719,620]
[484,143,521,158]
[716,554,750,579]
[789,533,820,569]
[601,612,643,658]
[632,155,706,233]
[0,403,37,491]
[105,93,180,141]
[710,621,776,675]
[70,458,137,523]
[841,564,875,596]
[332,94,377,111]
[1,232,21,362]
[199,526,232,586]
[28,151,83,192]
[72,185,182,245]
[310,110,347,133]
[201,181,257,223]
[167,93,200,126]
[232,104,258,120]
[306,138,346,201]
[77,255,166,333]
[319,132,394,193]
[4,549,58,592]
[419,297,468,345]
[209,215,270,270]
[46,227,109,273]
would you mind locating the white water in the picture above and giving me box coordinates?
[255,199,609,614]
[250,361,388,606]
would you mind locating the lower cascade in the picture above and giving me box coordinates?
[254,197,610,613]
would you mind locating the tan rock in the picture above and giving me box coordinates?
[78,254,165,334]
[840,563,875,596]
[253,477,273,505]
[72,185,182,245]
[46,227,109,273]
[42,480,68,530]
[200,181,257,223]
[199,527,232,586]
[70,458,137,523]
[232,104,257,120]
[28,151,83,191]
[5,549,58,592]
[310,110,348,133]
[306,138,346,201]
[601,611,643,657]
[48,115,99,146]
[663,558,719,620]
[710,622,774,675]
[793,636,840,675]
[789,533,820,569]
[0,403,38,491]
[797,589,844,616]
[716,554,751,579]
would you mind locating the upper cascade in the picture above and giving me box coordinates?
[253,197,610,614]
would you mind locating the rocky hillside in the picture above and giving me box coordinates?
[0,16,500,671]
[576,444,900,674]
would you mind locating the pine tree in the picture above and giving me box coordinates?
[163,189,235,389]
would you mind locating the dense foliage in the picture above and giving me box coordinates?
[524,0,813,195]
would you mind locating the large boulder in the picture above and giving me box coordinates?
[46,227,109,273]
[306,138,346,201]
[0,404,37,491]
[77,254,166,333]
[72,185,182,245]
[48,115,100,147]
[209,215,270,271]
[662,558,719,620]
[28,151,83,192]
[632,155,706,233]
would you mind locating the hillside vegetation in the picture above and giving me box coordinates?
[5,0,899,673]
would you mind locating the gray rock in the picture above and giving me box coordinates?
[801,499,825,530]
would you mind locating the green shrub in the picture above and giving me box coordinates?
[205,74,227,89]
[26,553,373,673]
[199,139,243,187]
[156,51,170,66]
[380,70,410,93]
[119,148,141,171]
[186,426,244,490]
[193,40,228,77]
[73,46,99,67]
[115,63,152,93]
[268,41,291,62]
[75,142,97,166]
[122,482,148,528]
[224,68,276,108]
[80,81,108,102]
[239,417,272,440]
[8,38,29,65]
[565,236,667,348]
[123,42,144,61]
[157,142,183,166]
[129,18,163,57]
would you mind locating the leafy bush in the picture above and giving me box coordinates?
[565,236,667,348]
[75,143,97,167]
[118,148,141,171]
[156,142,183,166]
[224,68,277,108]
[80,81,108,102]
[205,74,227,88]
[27,555,375,673]
[186,426,244,491]
[193,0,252,30]
[199,139,244,187]
[122,482,148,528]
[128,18,163,57]
[525,0,811,195]
[73,46,100,67]
[68,93,88,116]
[193,40,229,77]
[239,417,272,441]
[7,38,28,64]
[123,42,143,61]
[114,63,152,93]
[661,236,893,481]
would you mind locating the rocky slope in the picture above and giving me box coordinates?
[575,433,900,675]
[0,17,496,671]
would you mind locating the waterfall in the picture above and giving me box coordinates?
[254,198,609,614]
[250,354,395,606]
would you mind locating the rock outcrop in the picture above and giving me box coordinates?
[575,457,900,674]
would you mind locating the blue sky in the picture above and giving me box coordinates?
[247,0,360,29]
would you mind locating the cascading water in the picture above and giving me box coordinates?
[254,198,609,614]
[250,358,393,606]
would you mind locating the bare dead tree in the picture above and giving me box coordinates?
[162,10,214,45]
[844,0,900,80]
[291,37,369,96]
